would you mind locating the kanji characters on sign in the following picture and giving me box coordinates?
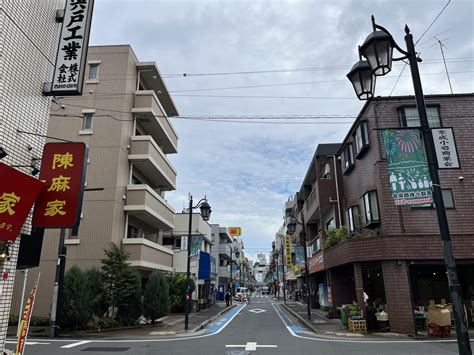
[51,0,94,95]
[432,128,460,169]
[33,143,88,228]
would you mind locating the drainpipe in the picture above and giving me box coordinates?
[330,155,342,226]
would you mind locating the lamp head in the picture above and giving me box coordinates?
[347,59,376,100]
[287,219,297,234]
[360,30,393,76]
[199,200,212,221]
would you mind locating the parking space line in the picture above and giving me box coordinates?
[61,340,91,348]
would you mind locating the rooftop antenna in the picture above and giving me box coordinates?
[431,36,454,94]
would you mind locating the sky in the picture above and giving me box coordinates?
[89,0,473,261]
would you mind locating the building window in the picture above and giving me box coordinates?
[341,143,355,175]
[89,64,99,79]
[399,106,441,128]
[353,121,369,158]
[162,237,174,245]
[346,205,360,234]
[326,218,335,231]
[412,189,455,209]
[316,238,321,251]
[83,113,93,130]
[360,191,380,226]
[131,175,142,184]
[127,225,140,238]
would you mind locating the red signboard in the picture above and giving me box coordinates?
[0,163,45,241]
[33,143,88,228]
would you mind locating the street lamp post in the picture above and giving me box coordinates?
[347,16,471,355]
[274,251,280,299]
[227,244,240,305]
[287,215,311,321]
[184,194,211,331]
[280,238,287,305]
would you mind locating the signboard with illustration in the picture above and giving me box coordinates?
[227,227,241,237]
[190,235,203,260]
[381,129,433,206]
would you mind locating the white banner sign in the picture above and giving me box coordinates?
[432,128,460,169]
[51,0,94,95]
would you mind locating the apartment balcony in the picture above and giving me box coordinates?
[132,90,178,154]
[218,266,231,279]
[122,238,173,272]
[128,135,177,190]
[303,185,320,223]
[217,244,232,260]
[124,184,175,231]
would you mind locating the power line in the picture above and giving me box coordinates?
[415,0,452,45]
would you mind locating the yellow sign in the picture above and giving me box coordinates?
[284,235,292,267]
[16,274,40,355]
[228,227,241,237]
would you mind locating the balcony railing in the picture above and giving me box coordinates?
[129,135,177,190]
[124,184,175,230]
[132,90,178,154]
[122,238,173,272]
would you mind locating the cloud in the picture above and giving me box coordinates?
[90,0,474,252]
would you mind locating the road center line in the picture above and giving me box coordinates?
[61,340,91,348]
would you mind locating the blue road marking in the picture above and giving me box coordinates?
[290,325,303,333]
[204,304,245,334]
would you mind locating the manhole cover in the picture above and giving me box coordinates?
[81,347,130,352]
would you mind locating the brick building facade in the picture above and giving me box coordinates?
[290,93,474,334]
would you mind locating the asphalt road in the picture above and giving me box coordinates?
[6,295,469,354]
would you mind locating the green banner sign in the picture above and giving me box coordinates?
[190,235,203,259]
[292,245,305,265]
[381,128,433,206]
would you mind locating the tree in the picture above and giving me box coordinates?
[101,243,142,323]
[143,271,170,324]
[59,266,92,330]
[168,274,195,313]
[84,267,107,318]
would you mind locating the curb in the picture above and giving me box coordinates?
[282,303,319,334]
[191,304,237,332]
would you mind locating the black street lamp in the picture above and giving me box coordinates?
[184,195,211,331]
[348,16,471,355]
[287,216,311,321]
[227,244,240,304]
[273,251,280,299]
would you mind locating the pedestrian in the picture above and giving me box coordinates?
[247,291,251,304]
[225,291,230,306]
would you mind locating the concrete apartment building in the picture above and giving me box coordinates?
[285,93,474,334]
[12,45,180,316]
[163,213,215,309]
[210,224,233,300]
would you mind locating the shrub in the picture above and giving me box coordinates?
[168,274,195,313]
[85,267,107,318]
[143,271,170,324]
[324,226,349,249]
[59,265,92,330]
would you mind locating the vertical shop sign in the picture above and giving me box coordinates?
[15,274,40,355]
[284,235,292,267]
[380,129,433,206]
[51,0,95,95]
[0,163,45,241]
[32,143,88,228]
[431,128,460,169]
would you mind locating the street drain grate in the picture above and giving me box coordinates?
[81,347,130,352]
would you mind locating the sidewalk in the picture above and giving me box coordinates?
[8,302,234,338]
[280,299,474,340]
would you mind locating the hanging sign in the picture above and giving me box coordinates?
[292,245,305,265]
[284,235,292,267]
[0,164,45,241]
[380,129,433,206]
[32,143,88,228]
[190,235,203,260]
[431,128,460,169]
[51,0,95,95]
[227,227,241,237]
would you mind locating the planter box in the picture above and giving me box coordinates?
[348,319,367,333]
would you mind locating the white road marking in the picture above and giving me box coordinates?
[5,341,50,345]
[61,340,91,348]
[226,342,277,351]
[248,308,266,314]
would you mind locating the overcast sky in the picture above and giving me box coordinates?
[89,0,473,261]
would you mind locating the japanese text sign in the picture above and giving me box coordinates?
[33,143,88,228]
[432,128,460,169]
[227,227,241,237]
[0,163,45,241]
[284,235,292,267]
[381,129,433,206]
[51,0,95,95]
